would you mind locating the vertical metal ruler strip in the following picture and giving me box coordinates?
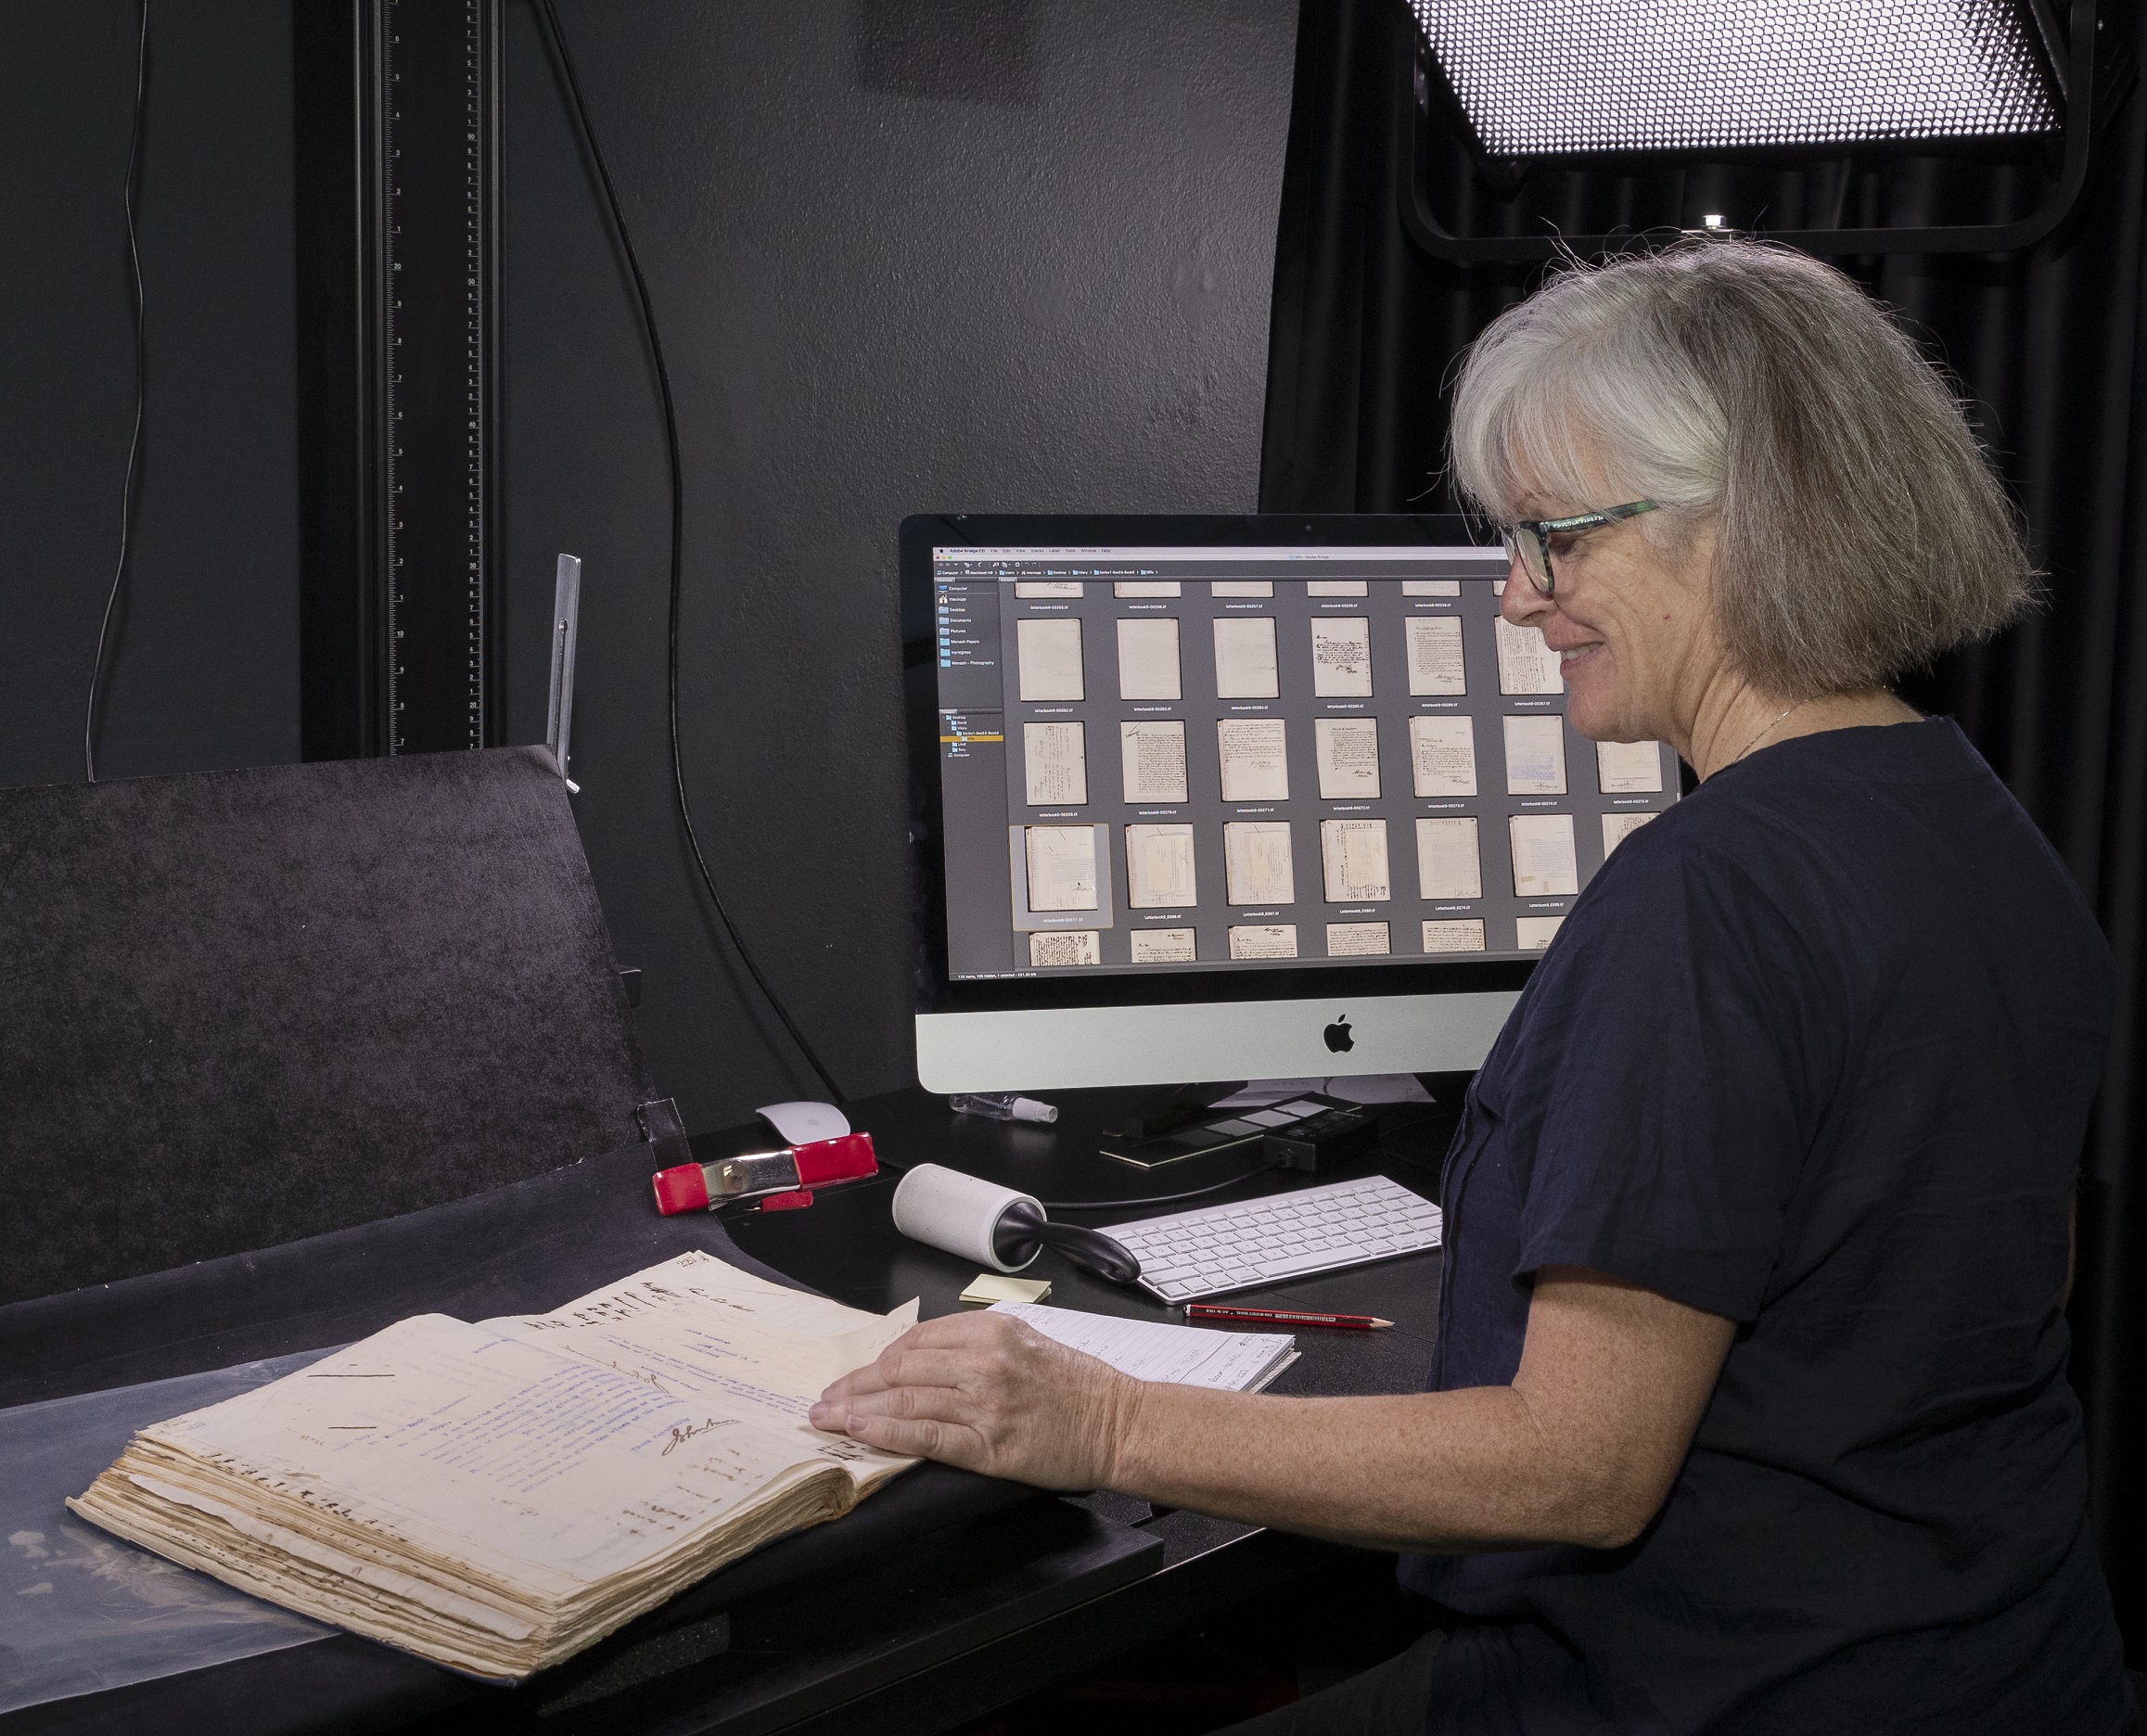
[375,0,502,753]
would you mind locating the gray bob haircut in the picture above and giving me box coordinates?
[1450,240,2032,697]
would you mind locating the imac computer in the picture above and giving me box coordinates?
[903,515,1681,1092]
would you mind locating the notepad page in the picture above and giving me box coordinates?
[989,1303,1295,1392]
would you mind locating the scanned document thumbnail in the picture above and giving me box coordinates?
[1213,617,1281,697]
[1516,914,1565,951]
[1016,581,1083,598]
[1016,618,1085,701]
[1321,819,1391,902]
[1218,718,1290,801]
[1212,580,1273,597]
[1117,617,1182,700]
[1306,580,1369,596]
[1119,720,1189,804]
[1410,714,1478,797]
[1229,924,1298,959]
[1508,813,1580,897]
[1130,927,1197,964]
[1603,811,1655,855]
[1024,824,1102,911]
[1310,617,1374,696]
[1029,929,1102,966]
[1596,739,1666,793]
[1502,714,1568,796]
[1326,921,1390,956]
[1115,580,1181,597]
[1415,816,1483,900]
[1494,617,1565,695]
[1126,823,1198,908]
[1022,721,1087,807]
[1401,579,1461,597]
[1405,616,1466,696]
[1422,918,1487,953]
[1314,717,1382,799]
[1224,822,1296,904]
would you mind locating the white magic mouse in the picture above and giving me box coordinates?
[757,1100,850,1146]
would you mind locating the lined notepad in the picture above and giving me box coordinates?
[990,1303,1297,1392]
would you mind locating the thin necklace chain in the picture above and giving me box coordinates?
[1732,698,1811,765]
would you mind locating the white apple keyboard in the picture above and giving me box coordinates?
[1100,1174,1443,1305]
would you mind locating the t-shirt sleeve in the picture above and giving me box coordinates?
[1502,833,1833,1321]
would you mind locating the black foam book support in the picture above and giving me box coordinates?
[0,747,651,1305]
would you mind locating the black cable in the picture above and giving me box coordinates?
[84,0,150,784]
[531,0,846,1104]
[1039,1163,1279,1214]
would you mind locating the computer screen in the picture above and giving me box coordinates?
[903,516,1681,1091]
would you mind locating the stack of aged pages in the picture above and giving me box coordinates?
[69,1252,923,1679]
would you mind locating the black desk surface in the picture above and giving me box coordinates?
[1,1083,1458,1736]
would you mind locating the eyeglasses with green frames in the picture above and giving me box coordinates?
[1502,500,1659,595]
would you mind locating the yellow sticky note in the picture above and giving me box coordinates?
[959,1273,1053,1306]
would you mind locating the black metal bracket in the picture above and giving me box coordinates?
[1398,0,2099,262]
[296,0,503,758]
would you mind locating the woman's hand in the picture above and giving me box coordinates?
[810,1310,1143,1488]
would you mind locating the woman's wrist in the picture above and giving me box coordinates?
[1098,1366,1154,1494]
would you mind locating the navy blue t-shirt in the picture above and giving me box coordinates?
[1401,720,2127,1734]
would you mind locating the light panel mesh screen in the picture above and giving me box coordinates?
[1412,0,2060,156]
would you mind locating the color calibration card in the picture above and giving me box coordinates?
[932,546,1679,977]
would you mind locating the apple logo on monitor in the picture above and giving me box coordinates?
[1323,1014,1354,1054]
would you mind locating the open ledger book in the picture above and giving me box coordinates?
[70,1251,1298,1681]
[68,1252,924,1680]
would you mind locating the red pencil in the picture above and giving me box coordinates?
[1184,1303,1392,1331]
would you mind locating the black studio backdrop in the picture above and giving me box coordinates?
[1261,0,2147,1658]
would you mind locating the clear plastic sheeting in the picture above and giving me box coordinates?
[0,1349,339,1714]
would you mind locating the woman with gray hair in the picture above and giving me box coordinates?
[814,242,2128,1732]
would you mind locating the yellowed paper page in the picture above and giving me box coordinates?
[1321,818,1391,902]
[1326,921,1390,956]
[1114,580,1181,597]
[1029,929,1101,966]
[1217,718,1289,801]
[1212,617,1280,698]
[1595,739,1666,794]
[1129,927,1197,963]
[1414,817,1482,900]
[1405,616,1466,696]
[1025,824,1101,911]
[1409,714,1477,797]
[1516,914,1565,951]
[1016,618,1084,701]
[1422,918,1487,952]
[1508,813,1580,897]
[1015,581,1083,599]
[1602,811,1655,855]
[1125,823,1197,908]
[1229,924,1297,959]
[1223,822,1295,904]
[1401,579,1461,597]
[1119,721,1188,804]
[1306,580,1368,597]
[1116,618,1182,700]
[1494,617,1564,695]
[1502,714,1567,795]
[1314,717,1382,799]
[1310,617,1374,696]
[1211,580,1272,597]
[1022,721,1087,806]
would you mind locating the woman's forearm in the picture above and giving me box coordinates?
[1105,1382,1647,1552]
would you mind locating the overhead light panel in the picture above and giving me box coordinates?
[1411,0,2063,157]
